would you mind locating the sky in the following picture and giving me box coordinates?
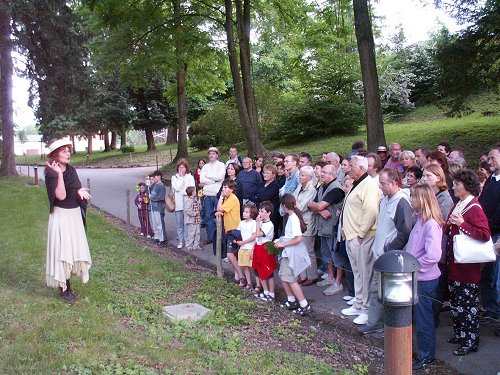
[12,0,462,129]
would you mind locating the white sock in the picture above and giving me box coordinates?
[299,299,308,308]
[287,296,296,302]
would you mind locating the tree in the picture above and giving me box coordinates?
[0,1,17,176]
[12,0,91,139]
[431,0,499,114]
[352,0,385,151]
[224,0,264,156]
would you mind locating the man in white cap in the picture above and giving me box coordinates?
[200,147,226,244]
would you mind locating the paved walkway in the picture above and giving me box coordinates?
[21,165,499,375]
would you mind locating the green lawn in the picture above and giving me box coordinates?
[0,177,373,375]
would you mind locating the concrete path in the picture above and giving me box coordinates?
[21,165,500,375]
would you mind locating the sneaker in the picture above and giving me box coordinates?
[186,247,193,251]
[353,313,368,325]
[347,298,355,306]
[140,232,145,236]
[342,306,362,316]
[223,257,229,263]
[293,304,313,316]
[261,294,275,303]
[317,278,335,287]
[193,246,203,251]
[177,242,184,249]
[280,300,299,310]
[323,283,343,296]
[343,295,355,301]
[357,323,384,335]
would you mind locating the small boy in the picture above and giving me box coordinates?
[252,201,277,302]
[184,186,202,251]
[135,182,153,237]
[216,179,243,285]
[235,204,258,289]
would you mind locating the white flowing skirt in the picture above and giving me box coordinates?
[46,206,92,291]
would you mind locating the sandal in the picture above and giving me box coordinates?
[238,278,247,288]
[253,286,263,294]
[245,283,254,290]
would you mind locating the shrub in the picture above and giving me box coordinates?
[120,144,135,153]
[268,96,363,143]
[188,100,243,150]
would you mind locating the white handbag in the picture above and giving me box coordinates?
[453,203,496,264]
[453,234,496,263]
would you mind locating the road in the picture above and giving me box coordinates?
[20,164,500,375]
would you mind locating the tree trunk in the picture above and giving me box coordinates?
[103,131,110,152]
[224,0,264,157]
[0,2,17,176]
[120,127,127,147]
[166,126,177,144]
[87,136,93,155]
[353,0,386,152]
[145,129,156,151]
[173,0,188,160]
[70,135,76,155]
[110,131,117,150]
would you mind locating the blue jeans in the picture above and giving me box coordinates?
[203,195,218,242]
[480,232,500,317]
[415,278,439,362]
[337,240,354,297]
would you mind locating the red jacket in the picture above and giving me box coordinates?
[445,197,491,284]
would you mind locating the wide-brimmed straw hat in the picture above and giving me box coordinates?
[47,139,72,156]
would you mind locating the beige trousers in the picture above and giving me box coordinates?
[346,236,375,312]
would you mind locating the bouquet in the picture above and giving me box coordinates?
[264,241,281,256]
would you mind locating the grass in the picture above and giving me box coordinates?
[0,177,374,374]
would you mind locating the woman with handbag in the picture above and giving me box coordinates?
[445,169,491,356]
[171,159,195,249]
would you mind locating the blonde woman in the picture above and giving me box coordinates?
[407,184,444,370]
[423,164,454,220]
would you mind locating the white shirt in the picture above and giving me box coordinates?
[256,220,274,245]
[284,212,302,239]
[200,160,226,196]
[237,219,257,250]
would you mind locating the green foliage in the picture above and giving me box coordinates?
[120,145,135,153]
[188,100,243,150]
[269,96,363,143]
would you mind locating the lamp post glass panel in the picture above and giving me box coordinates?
[374,251,420,375]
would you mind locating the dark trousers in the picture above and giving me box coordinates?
[449,280,480,347]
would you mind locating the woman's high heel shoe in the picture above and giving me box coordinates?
[453,345,478,356]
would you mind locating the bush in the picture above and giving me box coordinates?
[268,96,363,143]
[120,144,135,153]
[188,100,243,150]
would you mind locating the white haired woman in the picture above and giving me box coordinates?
[293,166,318,285]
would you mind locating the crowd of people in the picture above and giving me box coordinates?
[132,142,499,370]
[43,136,499,370]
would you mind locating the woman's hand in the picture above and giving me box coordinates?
[46,160,63,174]
[274,241,283,249]
[449,212,464,227]
[77,188,92,201]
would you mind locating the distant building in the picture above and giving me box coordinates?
[14,134,107,156]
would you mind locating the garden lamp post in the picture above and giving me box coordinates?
[374,250,420,375]
[33,164,39,186]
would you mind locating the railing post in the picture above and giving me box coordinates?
[215,215,223,278]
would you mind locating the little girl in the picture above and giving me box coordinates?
[235,204,258,289]
[135,182,152,237]
[275,193,312,315]
[252,201,277,302]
